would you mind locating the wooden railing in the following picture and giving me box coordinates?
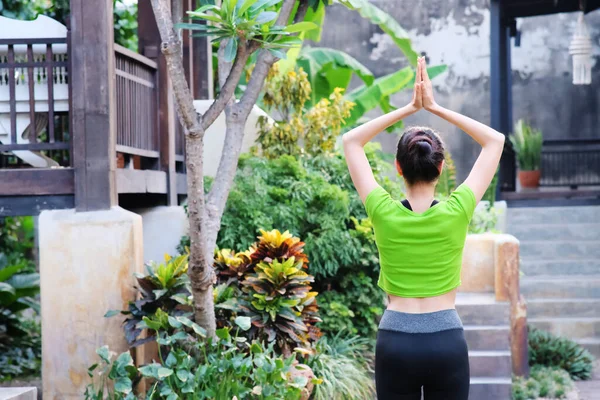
[540,139,600,187]
[0,37,71,168]
[114,44,159,163]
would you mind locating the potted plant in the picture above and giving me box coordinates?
[510,119,543,188]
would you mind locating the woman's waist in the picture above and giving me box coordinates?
[386,288,457,314]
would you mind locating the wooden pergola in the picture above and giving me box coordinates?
[490,0,600,193]
[0,0,211,216]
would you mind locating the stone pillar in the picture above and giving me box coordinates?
[39,208,143,399]
[460,233,497,292]
[135,206,189,263]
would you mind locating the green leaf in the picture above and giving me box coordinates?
[139,363,160,379]
[255,11,278,24]
[96,346,111,364]
[234,316,252,331]
[114,377,133,393]
[0,282,16,303]
[7,272,39,289]
[224,38,238,62]
[168,316,182,328]
[238,0,255,15]
[104,309,121,318]
[216,327,231,341]
[193,4,219,13]
[0,264,23,282]
[284,21,318,33]
[297,47,374,107]
[175,22,220,31]
[187,12,225,24]
[302,2,326,42]
[339,0,419,65]
[250,0,283,13]
[158,367,174,379]
[345,67,414,127]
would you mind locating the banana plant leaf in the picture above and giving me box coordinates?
[345,66,414,127]
[296,47,375,107]
[339,0,419,66]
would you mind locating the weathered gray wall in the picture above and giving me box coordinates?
[318,0,600,180]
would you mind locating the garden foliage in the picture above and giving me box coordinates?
[0,217,40,382]
[85,317,308,400]
[528,326,595,381]
[512,365,574,400]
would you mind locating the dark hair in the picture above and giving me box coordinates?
[396,126,445,185]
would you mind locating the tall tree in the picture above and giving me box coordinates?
[149,0,315,336]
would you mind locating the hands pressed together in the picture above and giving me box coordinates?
[410,56,437,112]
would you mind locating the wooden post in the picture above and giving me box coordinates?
[494,234,530,377]
[139,0,178,206]
[70,0,117,211]
[491,0,516,194]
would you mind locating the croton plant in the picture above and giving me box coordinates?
[214,229,322,355]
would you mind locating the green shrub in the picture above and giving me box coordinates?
[0,318,41,382]
[318,271,384,338]
[512,365,574,400]
[106,254,192,347]
[85,317,307,400]
[469,203,501,234]
[0,217,36,273]
[308,331,375,400]
[529,326,595,380]
[0,217,40,382]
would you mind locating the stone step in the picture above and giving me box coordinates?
[455,293,510,325]
[508,206,600,225]
[509,222,600,241]
[520,259,600,276]
[520,276,600,298]
[469,378,512,400]
[576,338,600,358]
[527,298,600,318]
[468,351,512,378]
[464,326,510,351]
[529,317,600,339]
[519,240,600,260]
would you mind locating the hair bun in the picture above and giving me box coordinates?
[416,140,432,155]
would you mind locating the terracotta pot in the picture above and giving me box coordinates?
[518,170,541,188]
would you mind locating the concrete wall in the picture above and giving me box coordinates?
[318,1,600,180]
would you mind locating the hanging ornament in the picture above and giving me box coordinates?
[568,12,593,85]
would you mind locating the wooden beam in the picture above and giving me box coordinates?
[0,195,74,217]
[0,169,74,196]
[70,0,117,211]
[138,0,178,206]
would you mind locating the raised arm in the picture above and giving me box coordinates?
[420,59,505,203]
[343,59,424,201]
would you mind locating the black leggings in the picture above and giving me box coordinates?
[375,311,470,399]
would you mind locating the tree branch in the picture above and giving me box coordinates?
[202,41,250,130]
[294,0,310,23]
[150,0,203,137]
[235,0,297,113]
[205,0,298,246]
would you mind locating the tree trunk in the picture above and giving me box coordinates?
[185,132,217,334]
[149,0,298,337]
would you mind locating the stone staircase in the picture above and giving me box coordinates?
[508,206,600,358]
[456,292,512,399]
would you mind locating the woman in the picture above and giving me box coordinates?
[343,57,505,400]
